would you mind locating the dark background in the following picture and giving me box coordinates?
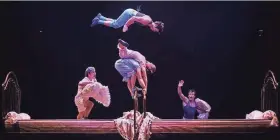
[1,1,280,139]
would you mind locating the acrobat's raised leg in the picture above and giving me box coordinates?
[90,9,137,29]
[98,13,114,21]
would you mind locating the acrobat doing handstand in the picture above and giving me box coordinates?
[114,39,156,99]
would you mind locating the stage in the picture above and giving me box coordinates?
[1,71,279,139]
[5,119,275,134]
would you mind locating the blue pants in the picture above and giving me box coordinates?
[100,8,137,29]
[115,58,140,82]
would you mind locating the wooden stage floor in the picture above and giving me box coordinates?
[4,119,275,134]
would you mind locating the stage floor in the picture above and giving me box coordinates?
[4,119,274,134]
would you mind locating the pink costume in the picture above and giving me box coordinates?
[74,77,111,112]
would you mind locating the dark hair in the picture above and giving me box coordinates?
[118,39,129,47]
[154,21,164,33]
[188,89,196,94]
[146,61,156,74]
[85,67,95,77]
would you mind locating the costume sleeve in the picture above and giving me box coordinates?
[195,98,211,113]
[78,77,90,85]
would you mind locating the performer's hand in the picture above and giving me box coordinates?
[178,80,184,87]
[123,25,128,32]
[143,89,147,99]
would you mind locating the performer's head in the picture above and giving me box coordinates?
[150,21,164,33]
[146,61,156,74]
[188,89,196,101]
[85,67,96,80]
[118,39,129,49]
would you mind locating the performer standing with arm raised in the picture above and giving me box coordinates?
[177,80,211,119]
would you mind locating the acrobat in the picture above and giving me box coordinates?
[114,39,156,99]
[90,8,164,33]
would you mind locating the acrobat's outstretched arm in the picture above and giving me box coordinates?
[141,66,148,89]
[177,80,189,103]
[123,16,143,32]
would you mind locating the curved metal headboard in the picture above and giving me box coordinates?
[1,71,21,119]
[261,70,279,115]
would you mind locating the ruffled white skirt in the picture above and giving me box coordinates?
[81,82,111,107]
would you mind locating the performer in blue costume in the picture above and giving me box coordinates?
[177,80,211,119]
[90,8,164,33]
[115,58,143,99]
[115,39,156,99]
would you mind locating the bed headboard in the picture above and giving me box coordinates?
[261,70,279,115]
[1,71,21,119]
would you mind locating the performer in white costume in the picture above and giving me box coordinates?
[74,67,111,119]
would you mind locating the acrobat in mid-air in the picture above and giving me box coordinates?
[90,8,164,33]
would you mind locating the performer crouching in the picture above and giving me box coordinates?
[74,67,111,119]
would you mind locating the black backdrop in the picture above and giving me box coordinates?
[1,1,280,139]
